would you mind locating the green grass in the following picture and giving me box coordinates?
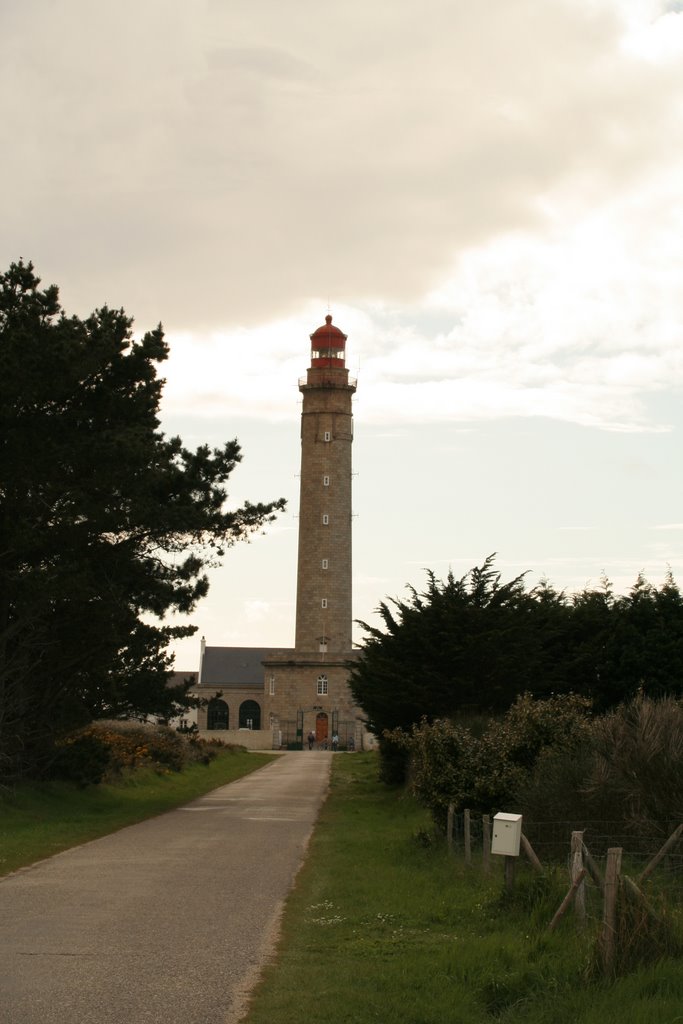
[243,753,683,1024]
[0,748,274,876]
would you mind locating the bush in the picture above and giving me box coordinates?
[377,730,412,786]
[408,693,592,829]
[586,693,683,836]
[49,732,112,786]
[514,738,598,824]
[49,720,222,783]
[518,694,683,837]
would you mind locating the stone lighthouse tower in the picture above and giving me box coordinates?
[263,315,359,748]
[295,315,355,654]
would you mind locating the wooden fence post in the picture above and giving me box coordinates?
[639,823,683,884]
[520,833,543,873]
[464,808,471,865]
[482,814,491,876]
[447,803,454,853]
[547,868,587,933]
[582,841,604,893]
[504,856,516,891]
[571,831,586,925]
[601,847,622,975]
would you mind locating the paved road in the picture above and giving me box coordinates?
[0,751,332,1024]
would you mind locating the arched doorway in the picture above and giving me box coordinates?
[239,700,261,730]
[207,698,229,730]
[315,711,329,745]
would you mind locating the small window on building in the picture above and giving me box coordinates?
[323,431,331,442]
[319,636,328,652]
[323,475,330,486]
[269,675,275,695]
[322,514,329,525]
[321,598,328,608]
[322,558,328,569]
[317,674,328,695]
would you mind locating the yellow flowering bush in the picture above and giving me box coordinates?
[51,720,219,784]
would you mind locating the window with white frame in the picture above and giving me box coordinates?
[323,475,330,486]
[322,558,328,569]
[321,598,328,608]
[323,431,331,442]
[322,514,329,525]
[317,674,328,695]
[319,636,328,652]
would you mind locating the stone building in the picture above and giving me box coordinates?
[193,315,364,749]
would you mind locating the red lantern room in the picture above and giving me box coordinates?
[309,315,347,368]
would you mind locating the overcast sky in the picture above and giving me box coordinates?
[3,0,683,669]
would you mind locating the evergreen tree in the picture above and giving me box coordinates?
[349,555,567,736]
[350,557,683,742]
[0,261,285,780]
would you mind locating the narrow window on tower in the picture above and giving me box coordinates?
[321,598,328,609]
[269,675,275,695]
[323,431,331,442]
[323,475,330,487]
[319,636,328,652]
[317,674,328,695]
[322,514,329,525]
[321,559,328,569]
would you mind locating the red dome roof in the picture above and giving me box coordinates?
[310,314,347,344]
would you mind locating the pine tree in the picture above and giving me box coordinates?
[0,261,285,779]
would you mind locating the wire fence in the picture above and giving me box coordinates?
[445,810,683,975]
[450,813,683,887]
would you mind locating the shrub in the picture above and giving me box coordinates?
[586,693,683,835]
[408,693,592,829]
[377,730,412,786]
[186,733,222,765]
[409,717,480,829]
[514,738,598,824]
[49,721,232,784]
[518,694,683,836]
[49,731,112,786]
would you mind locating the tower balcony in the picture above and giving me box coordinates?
[299,374,357,390]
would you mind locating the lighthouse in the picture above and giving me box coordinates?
[295,315,356,654]
[263,315,359,748]
[195,315,363,750]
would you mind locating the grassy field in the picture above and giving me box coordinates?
[0,748,274,877]
[243,753,683,1024]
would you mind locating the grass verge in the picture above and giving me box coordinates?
[0,748,274,877]
[243,753,683,1024]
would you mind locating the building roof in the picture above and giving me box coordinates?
[309,314,347,344]
[199,647,277,688]
[167,671,198,689]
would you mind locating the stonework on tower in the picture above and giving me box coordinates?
[193,315,364,751]
[295,315,356,654]
[263,315,360,748]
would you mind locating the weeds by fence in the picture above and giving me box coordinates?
[444,806,683,978]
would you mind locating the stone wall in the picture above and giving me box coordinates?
[197,728,275,750]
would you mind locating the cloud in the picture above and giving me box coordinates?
[4,0,683,437]
[160,179,683,432]
[3,0,683,332]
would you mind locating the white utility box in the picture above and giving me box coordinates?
[491,813,523,856]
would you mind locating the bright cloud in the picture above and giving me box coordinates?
[162,177,683,432]
[4,0,683,330]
